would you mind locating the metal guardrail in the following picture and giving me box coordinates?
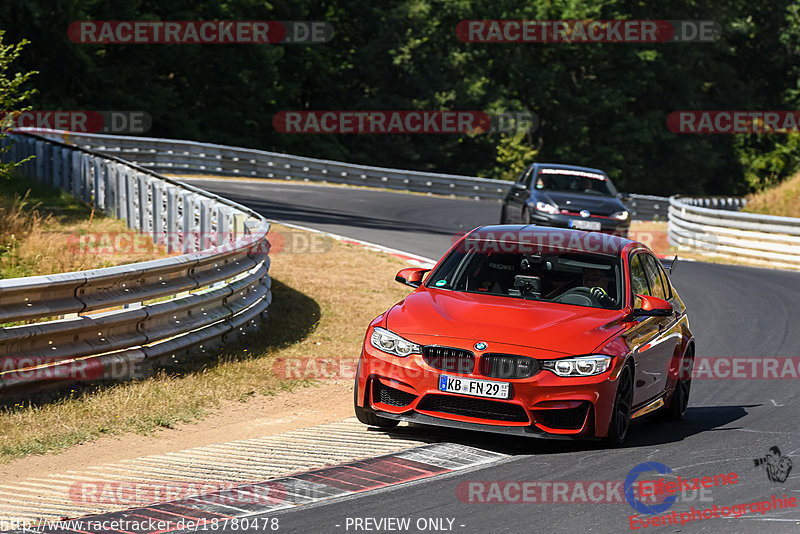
[33,129,671,220]
[0,132,272,397]
[668,196,800,268]
[679,196,747,211]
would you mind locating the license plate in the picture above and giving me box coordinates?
[570,219,602,231]
[438,375,510,399]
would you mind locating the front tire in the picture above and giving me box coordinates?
[354,377,399,428]
[500,205,508,224]
[666,351,693,420]
[606,363,634,445]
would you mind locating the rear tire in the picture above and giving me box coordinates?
[354,378,399,428]
[500,205,508,224]
[605,363,634,445]
[666,351,693,420]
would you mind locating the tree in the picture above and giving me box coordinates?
[0,29,38,179]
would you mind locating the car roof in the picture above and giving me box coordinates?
[465,225,636,257]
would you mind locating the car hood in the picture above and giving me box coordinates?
[386,288,626,356]
[539,191,625,216]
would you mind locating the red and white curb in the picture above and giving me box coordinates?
[6,444,507,534]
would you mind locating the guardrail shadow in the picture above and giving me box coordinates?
[151,278,321,377]
[0,279,321,410]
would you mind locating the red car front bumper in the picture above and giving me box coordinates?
[356,334,626,439]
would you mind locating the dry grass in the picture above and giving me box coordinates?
[743,171,800,218]
[628,221,670,256]
[0,224,412,462]
[0,174,169,279]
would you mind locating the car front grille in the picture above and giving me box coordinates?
[373,380,417,407]
[423,346,475,374]
[416,394,529,423]
[533,402,590,430]
[479,353,540,379]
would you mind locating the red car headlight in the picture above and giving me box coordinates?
[541,355,613,377]
[370,327,422,357]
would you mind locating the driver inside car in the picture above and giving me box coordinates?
[582,268,616,307]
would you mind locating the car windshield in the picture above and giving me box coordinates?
[534,168,617,196]
[426,239,623,310]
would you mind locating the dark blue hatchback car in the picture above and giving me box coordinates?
[500,163,630,236]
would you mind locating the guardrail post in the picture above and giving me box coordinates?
[180,192,193,252]
[200,201,212,246]
[138,174,148,233]
[125,169,136,229]
[42,142,52,185]
[166,187,179,253]
[104,162,116,217]
[94,159,106,212]
[34,140,44,180]
[116,165,127,222]
[71,151,82,199]
[52,146,62,188]
[233,212,247,240]
[60,145,70,189]
[82,153,93,204]
[217,206,230,245]
[151,180,163,244]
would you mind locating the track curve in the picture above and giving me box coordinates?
[185,178,800,534]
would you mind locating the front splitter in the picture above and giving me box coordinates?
[377,411,593,440]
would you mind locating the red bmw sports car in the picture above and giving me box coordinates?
[354,226,694,444]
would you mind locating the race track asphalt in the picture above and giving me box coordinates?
[184,178,800,534]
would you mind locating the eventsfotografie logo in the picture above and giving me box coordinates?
[625,462,738,515]
[625,462,678,515]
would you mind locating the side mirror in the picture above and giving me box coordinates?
[395,268,430,288]
[618,192,632,202]
[632,294,673,317]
